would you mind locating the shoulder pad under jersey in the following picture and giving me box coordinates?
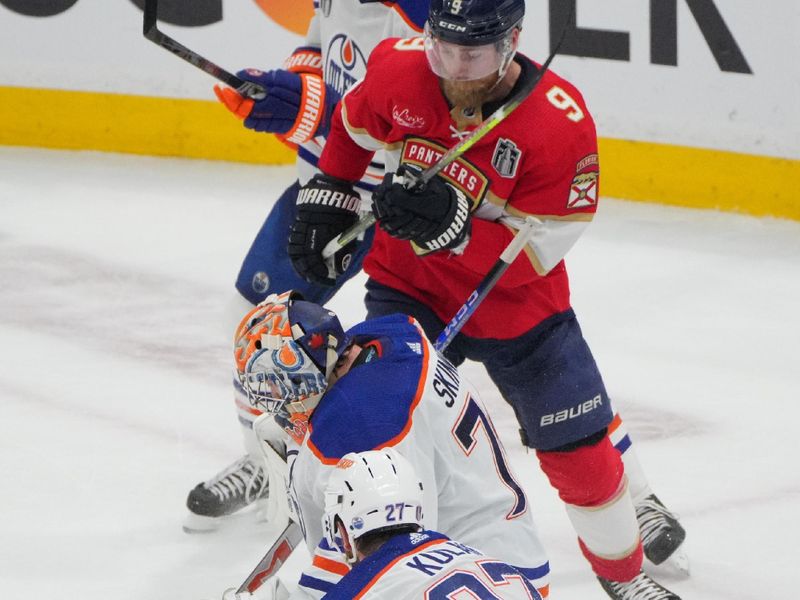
[306,314,429,462]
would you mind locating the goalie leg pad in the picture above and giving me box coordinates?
[253,414,290,529]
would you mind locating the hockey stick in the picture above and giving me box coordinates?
[236,520,304,594]
[434,215,539,352]
[142,0,266,100]
[320,27,568,261]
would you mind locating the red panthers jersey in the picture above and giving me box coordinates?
[319,37,600,339]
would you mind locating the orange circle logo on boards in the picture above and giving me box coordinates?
[253,0,314,35]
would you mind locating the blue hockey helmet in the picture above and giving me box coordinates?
[427,0,525,46]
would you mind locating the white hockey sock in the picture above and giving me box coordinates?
[608,412,652,504]
[565,476,640,560]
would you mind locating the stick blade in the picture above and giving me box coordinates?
[237,522,304,594]
[143,0,158,38]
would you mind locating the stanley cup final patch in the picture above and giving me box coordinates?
[567,171,598,209]
[491,138,521,178]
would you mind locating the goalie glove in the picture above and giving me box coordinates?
[214,68,341,144]
[372,167,472,253]
[288,174,362,286]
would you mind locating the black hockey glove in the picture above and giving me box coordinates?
[372,167,472,253]
[288,174,361,286]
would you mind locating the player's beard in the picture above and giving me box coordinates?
[440,71,501,109]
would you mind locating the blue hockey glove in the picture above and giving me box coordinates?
[214,69,341,144]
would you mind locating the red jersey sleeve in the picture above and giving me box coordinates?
[509,77,599,220]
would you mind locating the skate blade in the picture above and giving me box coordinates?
[182,512,223,534]
[645,547,690,580]
[665,548,690,576]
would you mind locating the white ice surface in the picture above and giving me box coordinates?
[1,147,798,599]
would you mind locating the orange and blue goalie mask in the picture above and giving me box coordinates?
[238,340,328,415]
[234,292,348,419]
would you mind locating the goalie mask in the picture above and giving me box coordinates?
[322,448,425,564]
[234,291,350,421]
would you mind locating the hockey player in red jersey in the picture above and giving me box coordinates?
[287,1,686,598]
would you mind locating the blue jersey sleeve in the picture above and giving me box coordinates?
[322,531,449,599]
[307,314,429,461]
[389,0,429,31]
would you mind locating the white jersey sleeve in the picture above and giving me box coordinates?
[390,346,549,589]
[295,0,427,191]
[303,11,321,50]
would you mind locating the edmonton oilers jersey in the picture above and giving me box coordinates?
[322,530,544,600]
[296,1,427,195]
[287,314,550,594]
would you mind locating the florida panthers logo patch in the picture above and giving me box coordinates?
[491,138,521,178]
[567,172,598,209]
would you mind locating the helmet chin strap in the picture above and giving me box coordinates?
[325,333,340,380]
[497,48,517,80]
[476,51,516,106]
[284,392,324,418]
[486,27,520,96]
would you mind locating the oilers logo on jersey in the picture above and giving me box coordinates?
[326,34,369,96]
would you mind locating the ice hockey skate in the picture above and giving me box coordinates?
[598,570,682,600]
[183,454,269,533]
[636,494,688,573]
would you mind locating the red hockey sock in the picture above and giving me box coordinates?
[536,435,623,507]
[579,537,643,581]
